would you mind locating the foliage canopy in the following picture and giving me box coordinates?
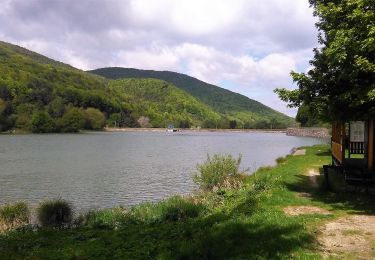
[275,0,375,122]
[90,67,294,128]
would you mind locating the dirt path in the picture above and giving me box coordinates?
[292,149,306,156]
[318,215,375,259]
[283,206,331,216]
[289,169,375,258]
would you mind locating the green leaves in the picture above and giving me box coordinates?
[30,111,56,133]
[277,0,375,122]
[273,88,302,108]
[58,107,85,133]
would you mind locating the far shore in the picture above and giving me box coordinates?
[104,127,287,133]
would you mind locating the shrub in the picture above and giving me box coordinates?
[107,113,121,127]
[37,199,73,227]
[84,107,105,130]
[276,156,287,164]
[58,107,84,132]
[48,97,65,117]
[77,207,127,228]
[251,172,281,193]
[30,111,56,133]
[193,154,246,190]
[129,203,160,224]
[129,196,203,223]
[0,202,29,232]
[159,196,203,222]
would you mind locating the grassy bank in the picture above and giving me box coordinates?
[1,145,374,259]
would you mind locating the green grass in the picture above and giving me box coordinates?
[0,202,29,232]
[1,144,374,258]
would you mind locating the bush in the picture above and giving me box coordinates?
[276,156,287,164]
[48,97,65,117]
[37,199,73,227]
[84,107,105,130]
[159,196,203,222]
[0,114,15,132]
[0,202,29,231]
[30,111,56,133]
[194,154,246,190]
[251,172,281,193]
[129,196,203,223]
[129,203,161,224]
[77,207,126,228]
[107,113,121,127]
[58,107,84,132]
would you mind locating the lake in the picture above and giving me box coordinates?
[0,131,326,210]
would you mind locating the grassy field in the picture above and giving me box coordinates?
[1,145,374,259]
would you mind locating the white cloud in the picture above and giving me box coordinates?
[0,0,319,116]
[116,45,180,71]
[113,42,302,92]
[129,0,244,36]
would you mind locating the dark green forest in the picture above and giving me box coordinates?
[0,41,293,133]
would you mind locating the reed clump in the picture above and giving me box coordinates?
[0,201,29,232]
[36,199,73,227]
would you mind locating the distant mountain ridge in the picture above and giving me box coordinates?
[0,41,74,69]
[0,41,220,132]
[89,67,293,126]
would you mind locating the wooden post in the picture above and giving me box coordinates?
[368,119,374,170]
[323,165,331,191]
[341,122,346,163]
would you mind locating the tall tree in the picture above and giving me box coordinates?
[275,0,375,121]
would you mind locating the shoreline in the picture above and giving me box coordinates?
[104,127,287,133]
[3,144,352,259]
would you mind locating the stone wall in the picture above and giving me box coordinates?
[286,127,330,138]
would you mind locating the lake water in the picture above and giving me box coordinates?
[0,131,326,210]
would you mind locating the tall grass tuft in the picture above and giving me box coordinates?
[0,202,29,232]
[159,196,203,222]
[193,154,246,190]
[37,199,73,227]
[130,196,204,223]
[76,207,127,229]
[276,156,287,164]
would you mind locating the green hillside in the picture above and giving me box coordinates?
[109,79,219,128]
[89,67,294,128]
[0,41,219,132]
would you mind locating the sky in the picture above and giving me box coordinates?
[0,0,319,117]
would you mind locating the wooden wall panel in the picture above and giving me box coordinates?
[332,141,343,163]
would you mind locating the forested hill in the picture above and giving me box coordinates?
[0,41,293,133]
[89,67,293,126]
[0,41,220,132]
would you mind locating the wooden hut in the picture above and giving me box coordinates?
[325,119,374,188]
[331,120,374,171]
